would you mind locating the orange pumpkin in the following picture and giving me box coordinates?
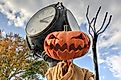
[44,31,90,60]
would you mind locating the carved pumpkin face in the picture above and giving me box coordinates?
[44,31,90,60]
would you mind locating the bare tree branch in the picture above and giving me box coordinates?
[86,5,112,80]
[8,70,25,80]
[97,12,108,33]
[98,15,112,34]
[93,6,101,31]
[91,17,95,24]
[89,24,94,38]
[86,5,94,38]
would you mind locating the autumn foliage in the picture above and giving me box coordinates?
[0,32,48,80]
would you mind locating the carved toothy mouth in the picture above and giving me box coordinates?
[45,42,89,51]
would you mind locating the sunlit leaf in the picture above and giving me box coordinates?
[0,31,48,80]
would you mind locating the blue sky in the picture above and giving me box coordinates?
[0,13,26,37]
[0,0,121,80]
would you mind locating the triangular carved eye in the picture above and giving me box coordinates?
[71,34,84,39]
[49,34,57,39]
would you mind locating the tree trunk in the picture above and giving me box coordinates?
[92,33,99,80]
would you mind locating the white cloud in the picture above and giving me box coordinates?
[88,50,105,65]
[106,54,121,79]
[0,30,6,37]
[1,0,121,30]
[101,76,105,80]
[2,30,6,36]
[0,1,30,27]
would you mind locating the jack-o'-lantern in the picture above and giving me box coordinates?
[44,31,90,60]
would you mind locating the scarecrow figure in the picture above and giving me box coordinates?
[46,61,95,80]
[25,2,95,80]
[44,31,95,80]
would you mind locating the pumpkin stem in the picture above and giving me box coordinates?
[64,25,68,31]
